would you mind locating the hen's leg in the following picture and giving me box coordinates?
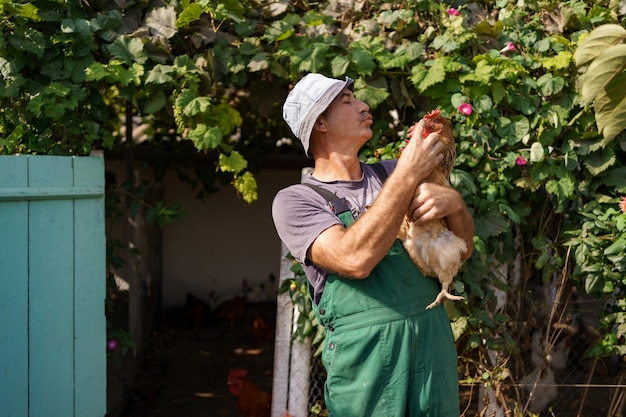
[426,283,464,310]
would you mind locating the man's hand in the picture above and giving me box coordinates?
[409,182,461,224]
[395,120,443,183]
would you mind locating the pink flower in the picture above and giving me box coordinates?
[458,103,473,116]
[447,7,460,16]
[500,41,515,53]
[516,156,527,166]
[620,196,626,214]
[107,339,119,351]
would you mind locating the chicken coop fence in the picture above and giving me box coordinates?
[273,281,625,417]
[271,168,625,417]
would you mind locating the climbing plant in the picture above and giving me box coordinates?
[2,0,626,412]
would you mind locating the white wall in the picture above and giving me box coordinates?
[161,168,304,308]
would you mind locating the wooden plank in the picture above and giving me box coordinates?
[0,186,103,201]
[0,157,29,417]
[28,156,75,417]
[73,156,106,417]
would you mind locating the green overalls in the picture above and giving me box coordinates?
[313,207,460,417]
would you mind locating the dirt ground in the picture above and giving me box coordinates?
[114,299,619,417]
[120,303,276,417]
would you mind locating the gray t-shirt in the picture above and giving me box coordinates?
[271,160,397,303]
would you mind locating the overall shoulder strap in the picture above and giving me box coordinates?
[301,183,351,216]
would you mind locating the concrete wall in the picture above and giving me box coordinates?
[161,167,304,308]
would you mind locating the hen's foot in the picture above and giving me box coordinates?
[425,290,464,310]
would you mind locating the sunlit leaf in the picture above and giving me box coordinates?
[584,146,616,175]
[575,24,626,67]
[594,72,626,144]
[530,142,544,162]
[580,44,626,106]
[233,171,258,204]
[219,150,247,174]
[146,6,178,39]
[247,52,269,72]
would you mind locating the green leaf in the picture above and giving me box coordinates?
[495,116,530,146]
[183,96,211,117]
[537,73,565,96]
[176,3,203,27]
[189,124,222,150]
[295,43,329,73]
[141,90,167,114]
[413,59,446,93]
[330,55,350,78]
[354,79,389,108]
[605,238,626,256]
[460,60,492,84]
[474,207,510,239]
[545,176,575,200]
[468,334,482,349]
[219,150,248,174]
[85,62,109,81]
[264,20,294,42]
[498,203,521,223]
[107,37,147,65]
[61,18,92,37]
[146,64,175,84]
[350,47,376,76]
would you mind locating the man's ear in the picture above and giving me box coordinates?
[313,115,328,133]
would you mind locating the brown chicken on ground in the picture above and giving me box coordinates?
[399,109,467,310]
[227,369,271,417]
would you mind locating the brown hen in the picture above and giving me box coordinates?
[400,109,467,310]
[227,369,271,417]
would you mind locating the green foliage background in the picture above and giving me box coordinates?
[2,0,626,409]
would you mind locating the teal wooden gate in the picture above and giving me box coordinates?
[0,155,106,417]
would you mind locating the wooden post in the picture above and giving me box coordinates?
[271,168,314,417]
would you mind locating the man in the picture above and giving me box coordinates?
[272,73,474,417]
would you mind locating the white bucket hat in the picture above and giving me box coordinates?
[283,73,354,157]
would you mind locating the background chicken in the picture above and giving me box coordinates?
[400,109,467,309]
[227,369,271,417]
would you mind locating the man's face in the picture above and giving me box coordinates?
[323,88,373,144]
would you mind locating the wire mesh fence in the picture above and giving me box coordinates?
[276,291,625,417]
